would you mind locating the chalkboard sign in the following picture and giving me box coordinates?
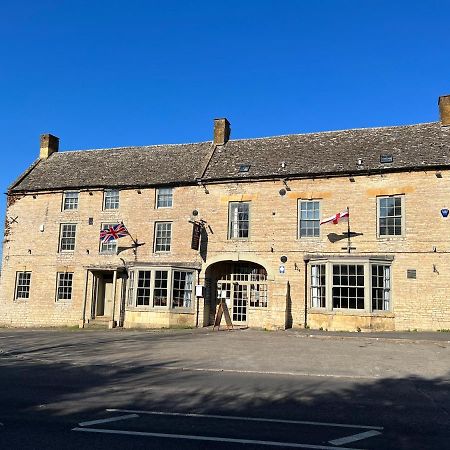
[213,301,233,331]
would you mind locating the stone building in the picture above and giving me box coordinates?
[1,96,450,331]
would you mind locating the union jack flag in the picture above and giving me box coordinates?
[100,223,129,243]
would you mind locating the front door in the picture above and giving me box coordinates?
[232,283,248,324]
[216,281,248,325]
[96,275,114,317]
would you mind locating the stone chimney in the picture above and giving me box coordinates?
[40,134,59,159]
[438,95,450,126]
[213,118,231,145]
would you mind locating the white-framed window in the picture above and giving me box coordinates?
[127,267,195,310]
[56,272,73,301]
[63,191,79,210]
[154,222,172,252]
[228,202,250,239]
[372,265,391,311]
[249,283,268,308]
[378,195,404,237]
[153,270,168,307]
[136,270,151,306]
[103,189,120,210]
[299,200,320,238]
[99,223,118,254]
[156,187,173,208]
[59,224,77,252]
[332,264,365,310]
[309,258,392,313]
[15,271,31,300]
[172,271,193,308]
[311,264,326,308]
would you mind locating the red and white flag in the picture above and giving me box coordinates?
[320,209,349,225]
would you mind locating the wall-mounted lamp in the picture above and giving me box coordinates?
[137,189,142,194]
[435,171,443,178]
[349,176,356,182]
[32,195,37,199]
[28,249,32,254]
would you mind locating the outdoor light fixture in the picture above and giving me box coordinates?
[435,171,443,178]
[349,176,355,182]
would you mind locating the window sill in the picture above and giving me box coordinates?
[55,300,72,305]
[377,236,406,241]
[126,307,193,314]
[309,309,393,318]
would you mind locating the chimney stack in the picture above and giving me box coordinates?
[438,95,450,126]
[40,134,59,159]
[213,118,230,146]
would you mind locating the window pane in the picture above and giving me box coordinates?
[63,191,79,210]
[60,224,76,251]
[154,222,172,252]
[15,271,31,299]
[332,264,364,309]
[172,271,193,308]
[229,202,250,239]
[104,190,119,209]
[311,264,326,308]
[154,271,168,306]
[299,201,320,238]
[379,196,402,236]
[372,265,390,311]
[136,271,151,306]
[100,223,118,254]
[157,188,173,208]
[57,272,73,301]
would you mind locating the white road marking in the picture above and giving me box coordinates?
[106,408,383,430]
[329,430,382,446]
[72,427,365,449]
[148,365,380,380]
[78,414,139,426]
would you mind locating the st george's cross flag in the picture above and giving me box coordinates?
[100,223,129,243]
[320,209,349,225]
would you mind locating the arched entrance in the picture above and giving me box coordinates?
[205,261,268,326]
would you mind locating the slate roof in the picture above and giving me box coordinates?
[10,122,450,192]
[11,142,213,192]
[203,122,450,180]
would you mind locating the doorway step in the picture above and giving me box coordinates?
[84,317,110,329]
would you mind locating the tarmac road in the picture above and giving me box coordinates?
[0,328,449,449]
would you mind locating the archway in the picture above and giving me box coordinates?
[204,261,268,326]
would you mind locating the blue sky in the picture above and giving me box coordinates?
[1,0,449,248]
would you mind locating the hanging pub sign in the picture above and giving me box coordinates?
[441,208,449,218]
[191,222,201,250]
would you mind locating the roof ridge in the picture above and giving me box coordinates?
[226,121,439,143]
[62,140,212,154]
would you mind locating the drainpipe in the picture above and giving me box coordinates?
[304,259,309,329]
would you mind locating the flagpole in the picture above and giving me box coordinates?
[346,206,351,253]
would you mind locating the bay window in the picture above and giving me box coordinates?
[309,258,393,313]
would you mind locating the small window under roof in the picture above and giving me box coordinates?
[239,164,251,173]
[380,154,393,163]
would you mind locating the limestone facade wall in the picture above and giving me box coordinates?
[1,169,449,331]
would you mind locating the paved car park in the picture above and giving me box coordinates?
[0,328,449,449]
